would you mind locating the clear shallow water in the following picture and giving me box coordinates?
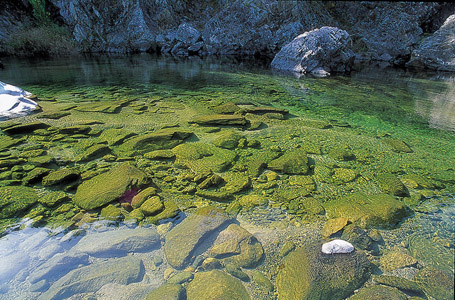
[0,54,454,299]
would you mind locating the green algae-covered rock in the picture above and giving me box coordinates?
[213,130,243,149]
[144,149,175,160]
[349,285,407,300]
[327,147,355,161]
[376,173,409,197]
[333,168,357,183]
[212,102,241,114]
[22,167,51,185]
[414,266,454,300]
[172,142,237,173]
[190,114,247,126]
[187,270,250,300]
[39,191,70,207]
[244,150,281,178]
[384,138,413,153]
[379,250,417,272]
[167,271,194,284]
[164,206,230,269]
[147,200,180,224]
[73,163,150,210]
[76,144,110,162]
[146,284,185,300]
[140,196,164,216]
[402,174,436,189]
[0,135,21,151]
[0,186,39,218]
[100,204,124,220]
[58,125,91,135]
[3,121,50,135]
[27,155,54,166]
[251,270,274,292]
[131,187,157,209]
[42,168,80,186]
[341,225,373,250]
[276,243,370,300]
[239,194,268,210]
[118,128,192,154]
[99,128,136,146]
[210,224,264,268]
[37,111,70,120]
[268,149,309,175]
[322,217,349,238]
[373,275,423,295]
[324,192,409,228]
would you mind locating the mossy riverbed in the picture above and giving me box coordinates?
[0,55,454,299]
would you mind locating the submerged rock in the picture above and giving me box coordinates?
[276,243,370,300]
[37,256,144,300]
[414,266,454,300]
[146,283,185,300]
[73,163,150,210]
[71,227,160,256]
[268,149,309,175]
[324,192,409,228]
[349,285,407,300]
[271,27,354,76]
[164,206,230,269]
[0,81,39,120]
[0,186,39,218]
[190,114,247,126]
[186,270,250,300]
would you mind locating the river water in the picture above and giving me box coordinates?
[0,54,454,299]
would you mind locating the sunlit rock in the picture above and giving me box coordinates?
[321,239,354,254]
[0,81,38,120]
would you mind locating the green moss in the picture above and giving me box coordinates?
[100,204,124,220]
[73,163,150,210]
[145,284,185,300]
[212,130,243,149]
[384,138,413,153]
[42,168,80,186]
[324,192,410,228]
[376,173,409,196]
[268,149,309,175]
[0,186,39,218]
[414,267,454,300]
[349,285,407,300]
[139,196,164,216]
[187,270,250,300]
[373,275,423,295]
[76,144,111,162]
[39,191,69,207]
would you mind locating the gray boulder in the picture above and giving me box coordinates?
[37,256,144,300]
[71,227,161,257]
[271,27,355,76]
[407,14,455,71]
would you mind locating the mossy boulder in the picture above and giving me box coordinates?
[99,128,136,146]
[39,191,70,207]
[324,192,409,228]
[322,217,349,238]
[341,225,373,250]
[131,187,157,209]
[187,270,250,300]
[144,150,175,160]
[147,200,180,224]
[172,142,237,173]
[373,275,423,295]
[376,173,409,197]
[328,147,355,161]
[139,196,164,216]
[100,204,124,220]
[58,125,91,135]
[414,267,454,300]
[408,233,454,274]
[164,206,230,269]
[243,150,281,177]
[210,224,264,268]
[22,167,51,185]
[212,102,241,114]
[42,168,80,186]
[117,129,192,155]
[384,138,413,153]
[76,144,111,162]
[349,285,407,300]
[276,243,370,300]
[0,135,22,151]
[37,111,70,120]
[268,149,309,175]
[379,250,417,272]
[2,121,50,135]
[212,130,243,149]
[333,168,356,183]
[190,114,247,126]
[146,284,185,300]
[0,186,39,218]
[239,194,268,210]
[73,163,150,210]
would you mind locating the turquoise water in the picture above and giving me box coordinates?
[0,54,454,299]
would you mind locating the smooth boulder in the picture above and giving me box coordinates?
[271,27,354,76]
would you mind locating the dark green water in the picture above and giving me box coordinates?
[0,54,454,299]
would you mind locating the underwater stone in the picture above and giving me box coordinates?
[373,275,423,295]
[268,149,309,175]
[376,173,409,197]
[414,266,454,300]
[139,196,164,216]
[321,239,354,254]
[212,130,243,149]
[2,121,49,135]
[58,125,91,135]
[99,128,136,146]
[42,168,80,186]
[73,163,150,210]
[186,270,250,300]
[322,217,349,238]
[212,102,241,114]
[277,243,370,300]
[71,227,160,256]
[38,191,70,207]
[145,284,185,300]
[147,200,180,224]
[164,206,230,269]
[384,138,413,153]
[37,256,144,300]
[118,128,193,155]
[210,224,264,268]
[144,149,175,160]
[251,270,274,292]
[37,111,70,120]
[239,106,288,115]
[379,250,417,272]
[100,204,124,220]
[349,285,407,300]
[167,271,194,284]
[324,192,410,228]
[22,167,51,185]
[76,144,111,162]
[0,135,21,151]
[190,114,247,126]
[0,186,39,218]
[131,187,157,209]
[341,225,373,250]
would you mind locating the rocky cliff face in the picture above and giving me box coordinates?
[1,1,454,70]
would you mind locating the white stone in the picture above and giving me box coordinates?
[321,239,354,254]
[0,81,38,119]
